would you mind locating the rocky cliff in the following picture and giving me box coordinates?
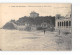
[3,22,15,29]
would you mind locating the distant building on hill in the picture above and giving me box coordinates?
[30,11,39,18]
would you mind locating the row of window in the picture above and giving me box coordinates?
[58,21,71,27]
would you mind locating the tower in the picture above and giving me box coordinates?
[30,11,39,18]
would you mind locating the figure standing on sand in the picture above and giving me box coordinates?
[44,29,46,34]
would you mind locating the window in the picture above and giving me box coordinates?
[60,22,61,26]
[58,22,59,26]
[69,21,71,26]
[64,21,65,26]
[62,22,63,26]
[66,21,68,26]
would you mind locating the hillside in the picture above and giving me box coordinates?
[3,22,15,29]
[2,16,55,30]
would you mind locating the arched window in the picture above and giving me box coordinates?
[66,21,68,27]
[58,22,59,26]
[60,22,61,26]
[62,22,63,26]
[69,21,71,26]
[64,21,65,26]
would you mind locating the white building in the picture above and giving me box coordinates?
[55,14,71,32]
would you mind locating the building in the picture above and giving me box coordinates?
[30,11,39,18]
[55,14,71,32]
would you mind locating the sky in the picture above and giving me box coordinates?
[0,3,71,28]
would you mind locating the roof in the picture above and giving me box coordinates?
[30,11,39,14]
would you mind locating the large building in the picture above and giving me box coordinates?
[55,14,71,32]
[30,11,39,18]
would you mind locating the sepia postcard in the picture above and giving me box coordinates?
[0,3,72,51]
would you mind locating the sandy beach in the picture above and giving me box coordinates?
[0,29,71,51]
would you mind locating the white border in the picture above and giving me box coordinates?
[0,0,80,55]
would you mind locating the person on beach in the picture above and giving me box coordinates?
[44,29,45,34]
